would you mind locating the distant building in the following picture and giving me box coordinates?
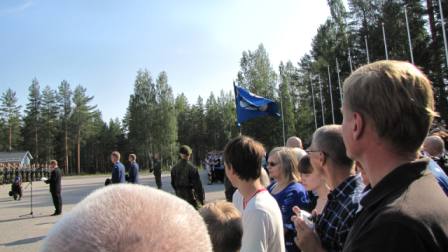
[0,152,33,168]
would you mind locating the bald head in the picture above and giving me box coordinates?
[286,136,303,149]
[41,184,212,252]
[424,135,445,157]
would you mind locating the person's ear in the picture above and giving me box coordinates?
[352,112,365,140]
[319,152,326,167]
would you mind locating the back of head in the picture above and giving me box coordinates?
[286,136,303,149]
[298,155,313,174]
[343,60,437,154]
[424,135,445,157]
[41,184,212,252]
[223,136,265,181]
[290,147,307,164]
[312,124,354,169]
[199,201,242,252]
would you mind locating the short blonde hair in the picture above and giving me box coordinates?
[129,154,136,161]
[41,185,212,252]
[343,60,437,153]
[269,147,300,182]
[50,160,58,166]
[199,201,242,252]
[111,151,121,160]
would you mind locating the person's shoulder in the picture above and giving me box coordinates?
[287,182,307,193]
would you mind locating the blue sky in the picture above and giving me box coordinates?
[0,0,332,121]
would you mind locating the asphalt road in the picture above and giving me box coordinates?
[0,170,225,252]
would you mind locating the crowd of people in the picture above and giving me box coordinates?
[39,60,448,251]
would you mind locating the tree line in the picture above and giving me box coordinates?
[1,0,447,174]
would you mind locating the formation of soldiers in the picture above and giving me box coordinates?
[0,163,51,185]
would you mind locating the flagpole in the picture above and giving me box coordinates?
[309,74,318,130]
[233,82,242,135]
[364,35,370,63]
[348,48,353,73]
[278,85,286,146]
[438,0,448,68]
[336,58,343,104]
[404,7,414,64]
[382,22,389,60]
[318,75,325,126]
[327,65,335,124]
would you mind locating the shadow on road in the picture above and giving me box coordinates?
[0,214,50,224]
[1,235,45,247]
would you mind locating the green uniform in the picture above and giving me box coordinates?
[171,159,205,209]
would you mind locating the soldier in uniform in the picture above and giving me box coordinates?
[171,145,205,209]
[153,153,162,189]
[45,160,62,216]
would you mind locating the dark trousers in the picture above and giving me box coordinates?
[51,191,62,214]
[154,170,162,189]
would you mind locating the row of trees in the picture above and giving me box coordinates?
[1,0,447,173]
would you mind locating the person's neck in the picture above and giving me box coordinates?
[276,176,291,188]
[326,165,356,190]
[316,183,330,198]
[361,146,417,187]
[238,179,265,199]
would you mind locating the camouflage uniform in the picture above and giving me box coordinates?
[171,159,205,209]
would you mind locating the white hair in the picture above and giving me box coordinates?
[41,184,212,252]
[290,147,307,163]
[286,136,303,149]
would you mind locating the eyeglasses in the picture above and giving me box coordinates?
[306,149,329,157]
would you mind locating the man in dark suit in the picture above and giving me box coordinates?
[128,154,139,184]
[111,151,125,184]
[45,160,62,216]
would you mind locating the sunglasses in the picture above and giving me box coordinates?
[268,161,278,167]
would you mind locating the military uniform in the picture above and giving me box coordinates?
[153,159,162,189]
[171,159,205,209]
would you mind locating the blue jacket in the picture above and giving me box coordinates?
[128,162,139,184]
[428,159,448,196]
[112,161,125,183]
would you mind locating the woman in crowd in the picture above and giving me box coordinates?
[267,147,310,252]
[298,155,330,216]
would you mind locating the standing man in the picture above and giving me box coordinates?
[45,160,62,216]
[171,145,204,209]
[153,153,162,189]
[111,151,125,184]
[128,154,139,184]
[340,61,448,251]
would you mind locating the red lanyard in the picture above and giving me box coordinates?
[243,188,267,209]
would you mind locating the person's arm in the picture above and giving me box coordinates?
[190,167,204,204]
[129,164,135,183]
[111,165,118,183]
[171,168,176,191]
[45,171,55,184]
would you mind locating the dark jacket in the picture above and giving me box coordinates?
[343,159,448,252]
[111,162,125,184]
[128,161,139,184]
[45,167,61,193]
[171,159,205,203]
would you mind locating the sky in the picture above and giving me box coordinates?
[0,0,333,121]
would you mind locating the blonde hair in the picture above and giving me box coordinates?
[199,201,242,252]
[129,154,136,161]
[269,147,300,182]
[343,60,437,153]
[41,184,212,252]
[50,160,58,166]
[111,151,121,160]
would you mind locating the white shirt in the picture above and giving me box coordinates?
[233,189,285,252]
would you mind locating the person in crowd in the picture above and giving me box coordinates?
[339,60,448,251]
[267,147,310,252]
[171,145,205,209]
[225,136,285,252]
[45,160,62,216]
[293,124,365,252]
[11,171,23,200]
[110,151,125,184]
[199,200,243,252]
[153,153,162,189]
[298,155,330,215]
[40,184,212,252]
[127,154,139,184]
[424,135,448,174]
[286,136,303,149]
[421,136,448,195]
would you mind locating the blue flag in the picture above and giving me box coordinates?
[234,84,280,124]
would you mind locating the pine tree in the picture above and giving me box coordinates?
[57,80,72,174]
[0,88,22,151]
[22,78,42,162]
[41,86,59,161]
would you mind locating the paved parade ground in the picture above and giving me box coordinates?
[0,171,225,252]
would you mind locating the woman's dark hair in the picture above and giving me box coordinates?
[298,155,313,174]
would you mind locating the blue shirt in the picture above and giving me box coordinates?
[268,181,310,252]
[128,161,139,184]
[112,161,125,183]
[315,174,365,252]
[428,159,448,195]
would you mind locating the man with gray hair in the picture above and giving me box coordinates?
[292,124,364,252]
[286,136,303,149]
[40,184,212,252]
[424,135,448,174]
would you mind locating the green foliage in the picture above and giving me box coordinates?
[0,88,22,151]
